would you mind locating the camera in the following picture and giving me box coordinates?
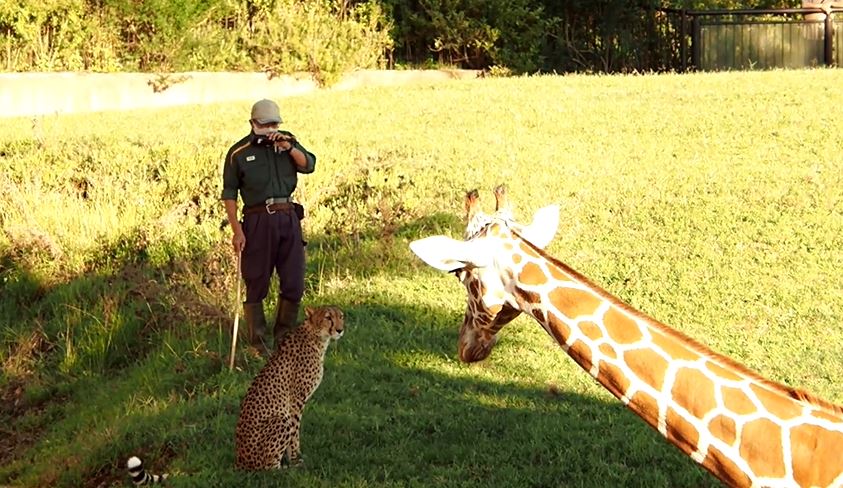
[252,131,296,147]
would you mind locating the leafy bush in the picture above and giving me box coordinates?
[0,0,121,70]
[99,0,218,71]
[232,0,392,85]
[0,0,392,81]
[383,0,549,72]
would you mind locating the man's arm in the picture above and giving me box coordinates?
[223,199,245,253]
[221,146,245,253]
[288,144,316,173]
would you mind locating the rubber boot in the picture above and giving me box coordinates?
[243,302,270,356]
[273,298,301,350]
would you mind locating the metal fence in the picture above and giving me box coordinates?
[837,18,843,65]
[657,7,841,71]
[699,19,824,70]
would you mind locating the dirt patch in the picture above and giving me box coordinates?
[0,376,68,477]
[84,443,178,488]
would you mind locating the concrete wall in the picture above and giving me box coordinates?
[0,69,480,118]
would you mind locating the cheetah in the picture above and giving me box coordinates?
[235,305,344,470]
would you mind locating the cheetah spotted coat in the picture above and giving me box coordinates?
[235,306,344,470]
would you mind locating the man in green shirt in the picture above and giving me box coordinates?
[221,99,316,355]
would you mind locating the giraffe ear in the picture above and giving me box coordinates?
[409,236,492,272]
[519,204,559,249]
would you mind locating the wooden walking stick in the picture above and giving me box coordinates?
[228,251,242,371]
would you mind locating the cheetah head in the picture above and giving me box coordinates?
[305,306,345,341]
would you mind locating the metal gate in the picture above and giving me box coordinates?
[658,7,841,71]
[698,20,824,70]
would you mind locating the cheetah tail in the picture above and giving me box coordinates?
[127,456,168,485]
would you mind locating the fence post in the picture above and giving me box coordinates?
[692,14,701,70]
[680,10,688,71]
[824,9,834,65]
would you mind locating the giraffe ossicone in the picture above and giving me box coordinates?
[409,187,843,488]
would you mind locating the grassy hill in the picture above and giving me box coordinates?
[1,68,842,487]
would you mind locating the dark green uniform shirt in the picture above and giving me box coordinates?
[221,131,316,208]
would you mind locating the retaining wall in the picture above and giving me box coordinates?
[0,69,480,118]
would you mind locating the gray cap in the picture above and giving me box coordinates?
[250,99,282,124]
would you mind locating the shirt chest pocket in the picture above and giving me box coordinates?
[240,158,270,191]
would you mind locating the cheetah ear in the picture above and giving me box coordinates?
[304,306,315,319]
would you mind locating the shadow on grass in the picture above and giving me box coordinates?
[0,212,718,488]
[126,296,716,488]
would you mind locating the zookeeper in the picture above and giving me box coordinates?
[221,99,316,355]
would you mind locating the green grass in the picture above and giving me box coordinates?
[1,68,843,487]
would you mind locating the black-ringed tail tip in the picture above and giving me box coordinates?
[126,456,168,485]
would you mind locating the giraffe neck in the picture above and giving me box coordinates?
[506,241,843,488]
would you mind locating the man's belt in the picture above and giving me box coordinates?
[243,197,293,215]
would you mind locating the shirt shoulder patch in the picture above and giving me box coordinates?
[246,155,256,162]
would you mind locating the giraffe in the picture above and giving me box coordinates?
[409,187,843,488]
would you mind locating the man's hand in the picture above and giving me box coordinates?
[232,229,246,253]
[268,131,295,152]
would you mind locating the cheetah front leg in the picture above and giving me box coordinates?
[287,410,305,467]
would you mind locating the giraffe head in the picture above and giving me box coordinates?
[411,187,559,362]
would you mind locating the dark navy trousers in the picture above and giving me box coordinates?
[240,209,305,304]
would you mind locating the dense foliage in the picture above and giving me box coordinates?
[0,0,392,83]
[384,0,799,72]
[0,0,802,75]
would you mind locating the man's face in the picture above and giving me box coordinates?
[251,120,280,134]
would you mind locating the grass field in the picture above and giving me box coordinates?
[1,68,842,487]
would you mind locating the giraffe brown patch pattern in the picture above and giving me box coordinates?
[596,361,630,401]
[790,424,843,487]
[519,242,541,259]
[740,418,785,479]
[623,347,668,392]
[705,360,744,382]
[721,386,756,416]
[579,321,603,341]
[650,329,701,362]
[487,304,503,316]
[665,407,700,456]
[531,307,546,324]
[707,414,737,446]
[235,307,344,470]
[671,367,717,420]
[548,264,571,282]
[548,287,602,321]
[598,342,617,360]
[567,340,593,374]
[468,279,481,297]
[748,383,803,420]
[603,307,644,345]
[702,445,753,488]
[628,390,661,427]
[812,409,843,423]
[519,262,547,286]
[515,288,542,311]
[546,312,572,342]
